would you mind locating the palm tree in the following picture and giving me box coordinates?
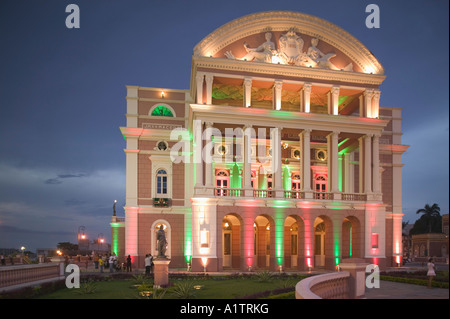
[416,203,441,233]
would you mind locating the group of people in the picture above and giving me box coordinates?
[144,254,154,276]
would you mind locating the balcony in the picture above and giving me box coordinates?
[198,187,368,202]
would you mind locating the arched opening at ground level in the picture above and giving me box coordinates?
[284,215,305,270]
[314,215,334,269]
[253,215,274,270]
[221,214,242,269]
[342,216,363,259]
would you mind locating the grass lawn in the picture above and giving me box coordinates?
[37,274,304,299]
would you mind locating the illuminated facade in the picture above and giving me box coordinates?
[112,11,409,271]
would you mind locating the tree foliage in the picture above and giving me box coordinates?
[410,204,442,235]
[57,242,79,255]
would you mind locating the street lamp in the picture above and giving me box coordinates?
[20,246,25,255]
[98,233,104,252]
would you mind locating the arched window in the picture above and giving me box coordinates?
[151,105,174,117]
[156,169,168,196]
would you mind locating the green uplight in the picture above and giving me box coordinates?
[111,226,119,255]
[274,208,284,267]
[184,212,192,264]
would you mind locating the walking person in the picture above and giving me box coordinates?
[109,254,116,273]
[427,258,436,288]
[126,255,132,272]
[94,254,99,270]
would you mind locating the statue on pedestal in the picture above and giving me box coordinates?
[156,225,168,258]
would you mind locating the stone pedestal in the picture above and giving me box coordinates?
[340,258,369,299]
[153,258,170,287]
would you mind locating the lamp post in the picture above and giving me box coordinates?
[78,226,87,255]
[20,246,25,255]
[98,233,104,252]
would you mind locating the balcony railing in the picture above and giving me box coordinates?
[284,190,305,199]
[253,189,274,198]
[313,192,334,200]
[341,193,367,201]
[204,187,369,201]
[215,188,243,197]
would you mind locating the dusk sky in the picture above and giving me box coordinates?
[0,0,448,252]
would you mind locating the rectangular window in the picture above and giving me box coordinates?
[162,176,167,194]
[157,177,161,194]
[372,233,379,249]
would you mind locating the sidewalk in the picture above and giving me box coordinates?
[365,280,449,299]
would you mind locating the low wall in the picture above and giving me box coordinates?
[295,271,350,299]
[0,263,64,292]
[296,260,369,299]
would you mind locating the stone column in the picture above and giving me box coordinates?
[243,125,253,196]
[372,133,381,195]
[196,73,204,104]
[271,127,283,196]
[303,215,315,270]
[329,86,340,115]
[205,74,214,105]
[372,90,381,118]
[273,80,282,110]
[343,153,354,193]
[364,134,373,194]
[243,78,252,108]
[327,131,340,194]
[358,136,364,193]
[303,83,312,113]
[193,120,203,188]
[301,129,312,196]
[363,89,374,118]
[204,122,214,189]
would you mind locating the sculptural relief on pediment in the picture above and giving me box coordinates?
[222,29,354,72]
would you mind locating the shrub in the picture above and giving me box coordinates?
[74,279,98,295]
[170,281,197,299]
[255,271,274,283]
[380,275,449,289]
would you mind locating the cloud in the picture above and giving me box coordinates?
[44,172,87,185]
[58,173,87,179]
[0,162,125,251]
[44,178,63,185]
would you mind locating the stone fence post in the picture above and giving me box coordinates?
[339,258,369,299]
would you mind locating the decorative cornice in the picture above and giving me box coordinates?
[190,104,388,135]
[192,56,385,86]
